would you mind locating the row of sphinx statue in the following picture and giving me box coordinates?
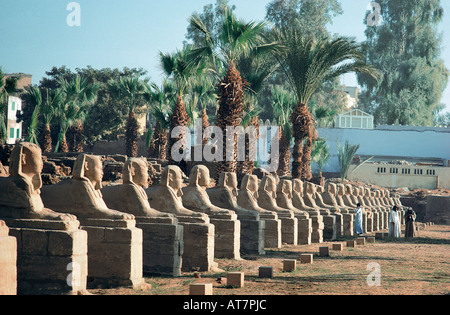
[0,142,407,293]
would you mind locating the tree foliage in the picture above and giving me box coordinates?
[357,0,449,126]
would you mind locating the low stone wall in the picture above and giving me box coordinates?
[425,195,450,225]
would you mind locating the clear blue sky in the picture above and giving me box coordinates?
[1,0,449,113]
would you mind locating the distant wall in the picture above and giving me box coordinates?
[317,126,450,174]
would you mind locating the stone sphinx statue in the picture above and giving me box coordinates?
[145,165,216,272]
[182,165,237,220]
[182,165,240,259]
[257,175,298,245]
[145,165,209,223]
[341,184,357,208]
[41,154,134,220]
[0,142,77,225]
[276,179,312,245]
[207,172,265,255]
[291,179,323,243]
[0,143,88,294]
[41,153,143,289]
[237,174,281,248]
[302,181,336,240]
[102,158,175,223]
[102,158,182,277]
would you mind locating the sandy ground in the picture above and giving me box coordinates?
[89,224,450,296]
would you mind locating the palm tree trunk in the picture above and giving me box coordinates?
[291,103,314,180]
[168,96,190,168]
[59,134,69,153]
[126,110,139,157]
[148,121,168,160]
[41,124,52,153]
[201,108,210,147]
[67,119,84,153]
[215,61,245,179]
[277,127,291,177]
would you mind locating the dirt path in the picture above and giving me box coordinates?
[90,224,450,296]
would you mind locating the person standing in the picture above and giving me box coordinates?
[389,206,402,238]
[355,203,364,236]
[405,209,417,238]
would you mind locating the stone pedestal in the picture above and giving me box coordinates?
[210,217,241,259]
[190,283,213,295]
[300,254,313,264]
[319,246,330,257]
[279,216,298,245]
[260,214,282,248]
[258,266,273,278]
[0,221,17,295]
[227,272,245,288]
[5,219,88,295]
[342,213,354,236]
[239,219,265,255]
[322,214,337,240]
[136,217,183,277]
[297,217,312,245]
[181,222,216,272]
[283,259,297,272]
[79,218,143,289]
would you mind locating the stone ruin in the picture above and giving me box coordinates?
[0,142,416,295]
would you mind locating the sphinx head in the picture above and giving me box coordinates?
[189,165,210,188]
[292,179,303,196]
[260,175,277,199]
[160,165,184,197]
[73,154,104,190]
[241,174,259,198]
[219,172,239,197]
[9,142,43,193]
[123,158,149,189]
[278,179,293,199]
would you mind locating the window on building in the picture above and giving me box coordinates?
[9,128,14,139]
[11,102,15,111]
[16,129,20,139]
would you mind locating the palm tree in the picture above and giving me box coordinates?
[159,47,204,167]
[40,88,63,152]
[188,8,277,178]
[271,85,297,177]
[337,141,360,182]
[237,53,275,181]
[311,138,330,178]
[55,76,99,153]
[108,76,144,157]
[271,28,380,180]
[24,86,42,145]
[144,81,173,160]
[187,76,216,147]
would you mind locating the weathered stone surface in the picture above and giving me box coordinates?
[258,266,273,278]
[102,158,183,277]
[237,175,281,249]
[189,283,213,295]
[257,175,298,245]
[182,165,240,259]
[0,143,88,295]
[227,272,245,288]
[0,221,17,295]
[207,172,265,255]
[146,166,216,272]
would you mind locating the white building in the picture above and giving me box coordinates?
[335,109,374,130]
[6,96,22,144]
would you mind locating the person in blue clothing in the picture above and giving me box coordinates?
[354,203,364,236]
